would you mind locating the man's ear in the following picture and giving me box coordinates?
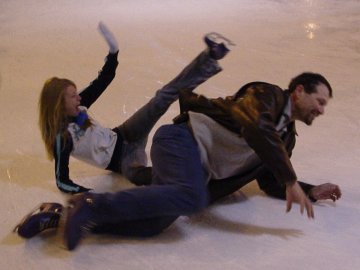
[295,84,305,93]
[293,85,305,100]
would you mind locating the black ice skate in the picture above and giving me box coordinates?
[14,202,63,238]
[204,32,235,60]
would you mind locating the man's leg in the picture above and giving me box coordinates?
[92,216,178,237]
[15,124,206,244]
[64,123,208,250]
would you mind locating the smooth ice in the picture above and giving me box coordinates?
[0,1,359,269]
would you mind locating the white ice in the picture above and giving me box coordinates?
[0,1,359,269]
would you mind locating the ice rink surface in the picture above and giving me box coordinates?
[0,1,359,269]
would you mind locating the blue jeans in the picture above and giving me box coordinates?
[93,123,208,236]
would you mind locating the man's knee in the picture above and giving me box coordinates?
[127,167,152,186]
[182,187,208,213]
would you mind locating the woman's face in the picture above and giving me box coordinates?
[64,85,81,117]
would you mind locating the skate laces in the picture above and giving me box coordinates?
[39,214,60,231]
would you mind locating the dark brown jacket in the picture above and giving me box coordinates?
[174,82,315,203]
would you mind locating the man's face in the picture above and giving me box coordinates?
[292,83,330,125]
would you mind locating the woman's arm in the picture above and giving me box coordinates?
[54,134,92,194]
[79,22,119,108]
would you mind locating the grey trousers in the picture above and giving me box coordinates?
[116,50,223,184]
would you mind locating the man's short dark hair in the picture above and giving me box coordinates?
[288,72,333,97]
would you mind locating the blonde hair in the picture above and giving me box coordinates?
[38,77,76,160]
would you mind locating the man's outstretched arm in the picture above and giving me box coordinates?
[256,169,341,202]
